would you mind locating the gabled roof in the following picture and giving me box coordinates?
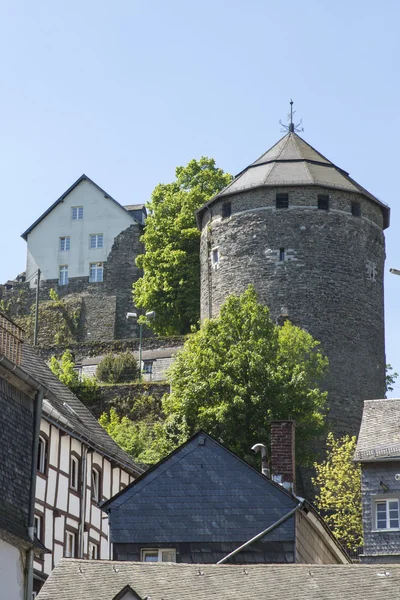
[354,398,400,462]
[21,344,143,476]
[196,132,389,229]
[112,585,143,600]
[21,174,140,240]
[37,560,400,600]
[101,431,348,561]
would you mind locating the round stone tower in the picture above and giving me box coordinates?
[197,132,390,437]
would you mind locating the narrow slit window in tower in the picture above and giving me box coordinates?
[279,248,285,261]
[222,202,232,218]
[276,193,289,209]
[318,194,329,210]
[212,247,219,269]
[351,201,361,217]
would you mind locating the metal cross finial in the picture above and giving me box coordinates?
[279,100,304,134]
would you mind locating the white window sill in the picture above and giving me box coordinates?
[372,528,400,533]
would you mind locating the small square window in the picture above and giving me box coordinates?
[89,263,103,283]
[318,195,329,210]
[222,202,232,218]
[60,236,70,251]
[351,201,361,217]
[89,233,103,249]
[72,206,83,220]
[59,265,68,286]
[276,193,289,209]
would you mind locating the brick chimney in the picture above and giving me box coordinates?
[270,420,295,494]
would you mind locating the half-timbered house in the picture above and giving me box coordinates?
[18,343,143,591]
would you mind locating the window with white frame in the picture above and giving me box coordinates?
[143,360,153,374]
[37,435,47,474]
[70,455,80,491]
[89,541,99,559]
[72,206,83,220]
[141,548,176,562]
[65,531,76,558]
[60,236,70,251]
[89,262,103,283]
[34,514,42,541]
[89,233,103,249]
[211,247,219,269]
[376,499,400,530]
[91,467,101,502]
[59,265,68,286]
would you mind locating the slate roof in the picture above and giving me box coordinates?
[101,431,347,562]
[196,132,389,229]
[21,174,141,240]
[37,560,400,600]
[21,344,143,476]
[354,398,400,461]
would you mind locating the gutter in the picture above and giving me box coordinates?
[26,387,44,600]
[217,499,304,564]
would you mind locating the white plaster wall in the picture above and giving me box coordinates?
[26,178,136,284]
[0,539,24,600]
[56,474,68,511]
[60,435,70,474]
[49,425,59,467]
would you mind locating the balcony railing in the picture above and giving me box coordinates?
[0,311,24,365]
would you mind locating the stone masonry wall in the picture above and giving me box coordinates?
[200,186,386,439]
[360,462,400,563]
[0,223,144,343]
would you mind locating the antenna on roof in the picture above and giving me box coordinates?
[279,100,304,134]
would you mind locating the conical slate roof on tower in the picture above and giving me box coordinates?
[198,132,389,228]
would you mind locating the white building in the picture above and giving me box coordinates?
[21,343,143,594]
[22,174,145,287]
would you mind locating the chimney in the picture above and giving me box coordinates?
[270,420,295,494]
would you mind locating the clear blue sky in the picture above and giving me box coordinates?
[1,0,400,393]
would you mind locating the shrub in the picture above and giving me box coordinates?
[96,351,139,383]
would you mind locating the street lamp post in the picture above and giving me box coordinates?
[126,311,155,381]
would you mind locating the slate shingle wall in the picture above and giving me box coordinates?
[109,435,296,549]
[200,186,386,438]
[114,540,295,564]
[0,377,33,537]
[361,462,400,562]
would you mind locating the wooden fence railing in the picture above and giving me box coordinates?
[0,311,24,365]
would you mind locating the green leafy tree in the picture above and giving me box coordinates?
[386,363,399,394]
[96,352,139,384]
[134,157,232,335]
[313,433,362,552]
[162,285,328,464]
[99,407,165,465]
[49,350,99,404]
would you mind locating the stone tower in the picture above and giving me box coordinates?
[197,131,390,437]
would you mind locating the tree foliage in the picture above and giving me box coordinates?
[49,350,99,404]
[96,352,139,383]
[99,407,165,465]
[313,433,362,552]
[162,285,328,464]
[134,157,232,335]
[386,363,399,394]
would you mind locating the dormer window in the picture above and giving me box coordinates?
[72,206,83,220]
[276,193,289,209]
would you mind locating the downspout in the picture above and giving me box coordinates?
[78,444,89,558]
[217,499,304,564]
[26,387,44,600]
[108,511,113,560]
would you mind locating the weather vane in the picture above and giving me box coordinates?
[279,100,304,133]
